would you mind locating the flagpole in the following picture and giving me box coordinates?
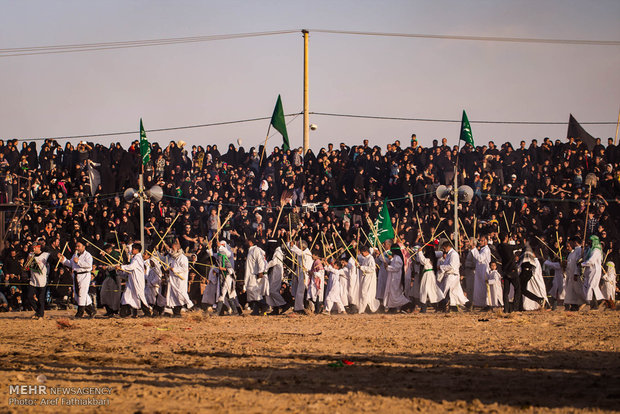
[302,29,310,156]
[454,139,461,253]
[259,124,271,166]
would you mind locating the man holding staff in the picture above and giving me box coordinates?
[164,238,193,317]
[58,241,96,318]
[116,243,152,318]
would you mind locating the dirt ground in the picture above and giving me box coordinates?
[1,308,619,413]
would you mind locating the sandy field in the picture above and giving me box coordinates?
[1,308,619,413]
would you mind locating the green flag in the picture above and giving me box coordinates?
[373,200,395,245]
[270,95,290,150]
[459,110,474,147]
[139,118,150,166]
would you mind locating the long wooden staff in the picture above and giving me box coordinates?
[333,227,359,266]
[54,242,69,270]
[147,250,185,280]
[209,212,233,245]
[155,213,181,251]
[82,237,121,265]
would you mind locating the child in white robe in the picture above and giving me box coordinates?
[486,262,503,309]
[323,259,346,314]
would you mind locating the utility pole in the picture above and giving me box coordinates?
[302,29,309,155]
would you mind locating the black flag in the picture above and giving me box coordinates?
[567,114,596,151]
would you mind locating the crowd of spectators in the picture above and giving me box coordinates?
[0,133,618,311]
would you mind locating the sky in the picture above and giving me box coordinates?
[1,0,619,152]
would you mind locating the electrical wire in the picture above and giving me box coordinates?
[309,112,617,125]
[6,113,303,142]
[0,30,299,57]
[2,28,618,58]
[309,29,620,46]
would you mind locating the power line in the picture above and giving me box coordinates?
[4,111,615,142]
[310,112,617,125]
[2,28,618,58]
[309,29,620,46]
[5,113,303,142]
[0,30,298,57]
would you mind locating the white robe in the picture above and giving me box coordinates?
[145,260,163,306]
[346,257,360,308]
[244,245,269,302]
[383,255,410,309]
[521,257,547,311]
[165,252,193,308]
[62,251,93,306]
[120,253,149,309]
[486,269,503,307]
[564,247,585,305]
[265,247,287,307]
[357,253,380,313]
[324,265,346,313]
[544,260,565,300]
[289,244,313,311]
[376,252,389,301]
[201,268,219,306]
[581,248,603,301]
[470,246,491,307]
[415,250,444,304]
[601,263,616,301]
[307,262,325,303]
[437,248,468,306]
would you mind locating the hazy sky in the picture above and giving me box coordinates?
[1,0,619,152]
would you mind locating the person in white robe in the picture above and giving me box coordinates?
[470,236,492,308]
[307,252,325,314]
[117,243,151,317]
[601,261,616,309]
[413,246,444,312]
[581,235,604,310]
[346,254,360,313]
[564,237,586,310]
[58,241,96,318]
[265,243,288,314]
[200,267,219,309]
[289,238,313,314]
[543,258,565,310]
[357,245,380,313]
[382,247,410,311]
[214,245,243,316]
[519,247,547,311]
[437,241,468,311]
[164,239,193,317]
[375,239,393,306]
[244,238,269,315]
[145,254,164,309]
[323,260,346,314]
[486,262,503,309]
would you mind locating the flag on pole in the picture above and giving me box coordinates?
[139,118,150,166]
[567,114,596,151]
[459,110,474,147]
[373,200,395,245]
[271,95,290,150]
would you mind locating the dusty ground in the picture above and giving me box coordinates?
[1,308,619,413]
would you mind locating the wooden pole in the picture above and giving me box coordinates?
[302,29,310,155]
[259,124,271,166]
[54,242,69,270]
